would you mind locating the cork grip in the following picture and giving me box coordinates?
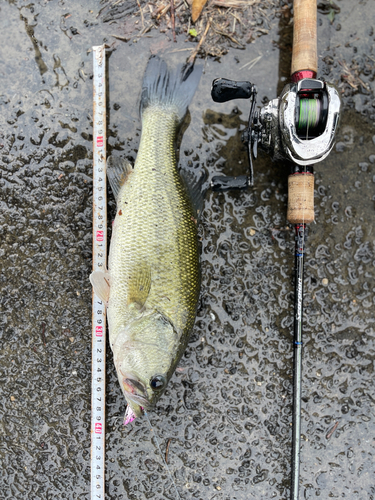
[291,0,317,75]
[287,173,315,224]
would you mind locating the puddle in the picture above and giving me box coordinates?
[0,1,375,499]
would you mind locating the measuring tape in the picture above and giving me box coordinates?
[91,44,107,500]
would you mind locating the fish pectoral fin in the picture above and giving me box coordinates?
[127,265,152,309]
[107,156,133,201]
[90,270,111,305]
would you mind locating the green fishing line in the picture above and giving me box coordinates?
[298,99,320,131]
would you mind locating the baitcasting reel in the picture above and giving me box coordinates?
[210,77,341,190]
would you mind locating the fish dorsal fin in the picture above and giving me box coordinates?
[127,265,152,310]
[90,270,111,305]
[107,156,133,201]
[179,168,206,221]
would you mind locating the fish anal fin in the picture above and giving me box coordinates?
[107,156,133,201]
[90,270,110,304]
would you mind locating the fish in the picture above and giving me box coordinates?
[90,56,203,424]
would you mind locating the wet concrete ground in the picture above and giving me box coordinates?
[1,0,375,499]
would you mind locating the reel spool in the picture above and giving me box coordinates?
[295,81,328,139]
[297,98,323,138]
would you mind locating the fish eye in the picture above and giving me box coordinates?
[150,375,166,391]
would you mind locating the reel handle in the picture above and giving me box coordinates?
[291,0,317,76]
[211,78,253,103]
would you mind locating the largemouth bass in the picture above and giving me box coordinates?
[90,56,202,424]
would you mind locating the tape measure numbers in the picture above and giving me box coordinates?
[91,44,107,500]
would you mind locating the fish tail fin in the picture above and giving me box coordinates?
[140,55,202,124]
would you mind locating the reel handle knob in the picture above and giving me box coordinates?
[211,78,253,103]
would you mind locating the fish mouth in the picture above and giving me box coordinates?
[122,376,151,409]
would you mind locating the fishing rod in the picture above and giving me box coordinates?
[210,0,341,497]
